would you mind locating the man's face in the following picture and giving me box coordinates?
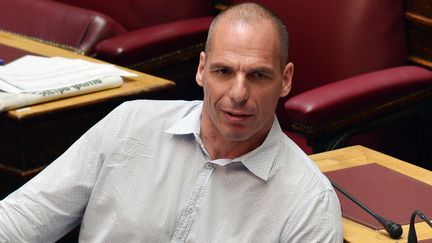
[196,19,293,145]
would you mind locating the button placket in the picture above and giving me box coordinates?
[171,162,214,242]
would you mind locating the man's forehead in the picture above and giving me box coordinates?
[213,21,275,48]
[207,19,282,67]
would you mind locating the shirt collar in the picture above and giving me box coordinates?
[165,102,202,136]
[165,102,283,181]
[234,118,282,181]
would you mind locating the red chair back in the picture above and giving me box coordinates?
[0,0,126,55]
[55,0,214,31]
[232,0,407,97]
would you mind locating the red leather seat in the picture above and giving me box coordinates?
[0,0,125,55]
[230,0,432,166]
[54,0,214,99]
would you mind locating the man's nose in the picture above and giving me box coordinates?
[228,74,249,105]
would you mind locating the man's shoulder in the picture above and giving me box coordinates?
[114,99,201,120]
[120,99,201,113]
[101,100,202,135]
[275,135,333,192]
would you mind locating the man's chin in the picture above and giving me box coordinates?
[221,129,254,142]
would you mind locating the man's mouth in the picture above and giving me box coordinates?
[223,110,253,123]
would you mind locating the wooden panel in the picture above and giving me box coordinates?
[406,0,432,18]
[405,0,432,69]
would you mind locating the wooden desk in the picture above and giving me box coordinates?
[0,31,175,196]
[311,145,432,242]
[0,31,175,118]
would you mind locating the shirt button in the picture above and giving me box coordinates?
[187,205,194,213]
[205,163,214,169]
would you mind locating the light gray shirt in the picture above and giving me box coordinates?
[0,100,343,242]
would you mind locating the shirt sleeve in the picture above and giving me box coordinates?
[0,103,127,242]
[279,189,344,243]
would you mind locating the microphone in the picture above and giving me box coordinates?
[330,180,403,239]
[408,209,432,243]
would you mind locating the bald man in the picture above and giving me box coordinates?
[0,3,342,242]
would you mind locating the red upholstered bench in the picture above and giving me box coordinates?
[0,0,125,55]
[54,0,215,99]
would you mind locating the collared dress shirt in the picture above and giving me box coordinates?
[0,100,343,242]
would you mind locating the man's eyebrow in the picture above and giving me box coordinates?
[209,62,230,69]
[208,62,275,74]
[249,66,274,75]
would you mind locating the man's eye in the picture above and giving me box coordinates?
[215,68,230,75]
[250,72,268,80]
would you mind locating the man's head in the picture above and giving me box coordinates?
[206,2,289,69]
[196,2,294,156]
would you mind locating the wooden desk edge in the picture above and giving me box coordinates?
[5,77,175,120]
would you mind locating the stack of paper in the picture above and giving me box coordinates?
[0,55,137,112]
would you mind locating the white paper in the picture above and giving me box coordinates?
[0,55,136,93]
[0,75,123,112]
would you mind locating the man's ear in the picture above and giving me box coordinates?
[196,52,206,87]
[280,62,294,97]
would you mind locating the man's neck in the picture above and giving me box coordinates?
[201,134,248,160]
[200,116,270,160]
